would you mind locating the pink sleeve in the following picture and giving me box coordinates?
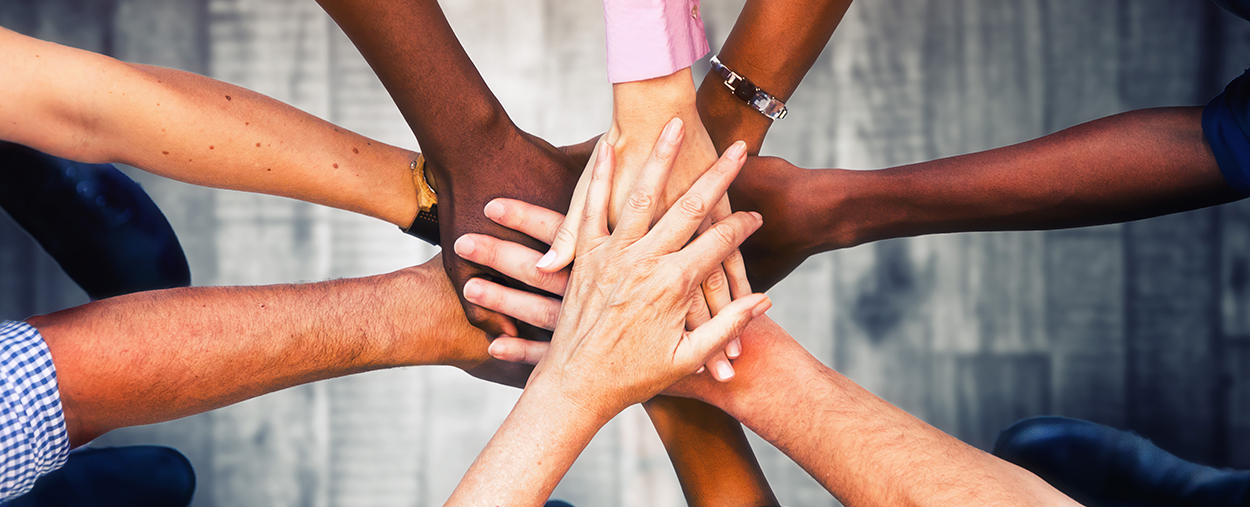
[602,0,709,83]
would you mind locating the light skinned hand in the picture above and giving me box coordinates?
[534,118,749,378]
[505,129,767,412]
[456,143,765,382]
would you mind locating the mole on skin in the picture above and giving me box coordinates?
[333,163,339,168]
[225,95,232,101]
[352,148,359,154]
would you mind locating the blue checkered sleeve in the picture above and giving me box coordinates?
[0,321,69,501]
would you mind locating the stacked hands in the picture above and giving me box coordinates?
[455,119,769,395]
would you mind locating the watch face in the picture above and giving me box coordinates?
[732,78,758,102]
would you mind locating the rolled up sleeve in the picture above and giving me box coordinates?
[0,321,69,501]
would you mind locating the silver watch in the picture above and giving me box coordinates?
[709,56,788,120]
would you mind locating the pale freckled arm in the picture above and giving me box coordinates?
[0,26,420,228]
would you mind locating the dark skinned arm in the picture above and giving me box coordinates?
[739,106,1244,290]
[624,4,854,506]
[693,0,852,293]
[314,0,585,342]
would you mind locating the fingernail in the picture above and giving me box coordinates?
[696,365,706,374]
[484,200,505,221]
[726,338,742,359]
[453,235,475,257]
[662,117,684,144]
[714,360,735,381]
[536,250,557,269]
[749,211,763,221]
[726,140,746,160]
[487,339,509,360]
[752,297,772,317]
[463,279,482,301]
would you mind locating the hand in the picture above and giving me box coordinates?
[730,155,829,291]
[389,254,535,388]
[523,132,769,413]
[427,128,595,340]
[534,118,750,379]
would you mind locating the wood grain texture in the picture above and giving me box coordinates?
[1,0,1248,505]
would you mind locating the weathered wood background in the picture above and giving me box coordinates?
[2,0,1249,505]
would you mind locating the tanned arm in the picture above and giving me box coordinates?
[0,26,419,229]
[30,254,524,447]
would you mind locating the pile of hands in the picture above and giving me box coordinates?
[450,117,771,414]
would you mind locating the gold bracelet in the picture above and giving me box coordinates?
[402,154,439,244]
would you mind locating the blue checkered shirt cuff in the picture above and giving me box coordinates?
[0,321,69,501]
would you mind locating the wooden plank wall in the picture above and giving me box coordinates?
[2,1,1250,506]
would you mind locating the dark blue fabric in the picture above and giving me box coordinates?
[1212,0,1250,21]
[994,417,1250,507]
[1204,69,1250,196]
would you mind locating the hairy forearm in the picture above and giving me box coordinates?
[697,318,1075,507]
[811,106,1242,250]
[448,377,610,507]
[0,28,420,228]
[697,0,852,154]
[30,258,465,446]
[643,396,778,507]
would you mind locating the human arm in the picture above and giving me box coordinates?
[643,396,779,507]
[770,107,1238,287]
[447,124,769,507]
[454,199,1079,507]
[713,106,1244,291]
[0,26,421,229]
[314,0,587,337]
[27,254,532,447]
[674,317,1081,507]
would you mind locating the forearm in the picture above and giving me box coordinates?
[0,28,420,227]
[698,317,1076,506]
[30,258,466,446]
[696,0,852,153]
[315,0,515,172]
[813,106,1242,250]
[448,378,611,507]
[643,396,777,507]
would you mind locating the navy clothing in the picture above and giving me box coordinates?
[1213,0,1250,21]
[1205,70,1250,196]
[1206,0,1250,195]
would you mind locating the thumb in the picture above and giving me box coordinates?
[681,293,771,369]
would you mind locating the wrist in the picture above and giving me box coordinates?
[526,369,622,429]
[610,68,699,132]
[696,69,773,154]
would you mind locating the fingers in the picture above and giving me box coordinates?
[673,211,763,285]
[484,198,566,246]
[464,277,562,331]
[538,139,602,272]
[577,140,614,251]
[487,336,550,366]
[683,294,772,371]
[613,117,684,242]
[647,141,748,252]
[454,234,569,295]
